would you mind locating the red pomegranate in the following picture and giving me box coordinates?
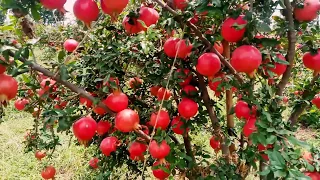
[173,0,188,10]
[41,166,56,180]
[73,0,99,27]
[0,57,7,74]
[115,109,140,132]
[164,38,179,58]
[157,87,172,101]
[72,117,97,142]
[213,42,224,55]
[40,0,66,12]
[268,54,287,76]
[14,99,29,111]
[196,53,221,77]
[89,157,99,169]
[175,39,193,59]
[122,16,142,34]
[176,68,193,86]
[137,6,159,31]
[0,74,18,104]
[178,98,198,119]
[129,77,143,89]
[208,74,224,96]
[189,14,199,24]
[105,91,128,112]
[303,50,320,72]
[235,101,251,120]
[104,77,120,88]
[312,93,320,109]
[305,172,320,180]
[152,161,170,179]
[40,78,56,92]
[171,116,189,135]
[149,110,170,130]
[100,136,119,156]
[63,39,79,52]
[93,99,108,115]
[128,141,147,157]
[221,15,247,42]
[96,121,111,136]
[210,136,221,150]
[302,151,314,164]
[294,0,320,22]
[231,45,262,74]
[150,86,161,96]
[35,150,46,160]
[149,140,171,159]
[243,116,257,137]
[283,96,289,103]
[101,0,128,20]
[80,95,93,108]
[182,85,197,95]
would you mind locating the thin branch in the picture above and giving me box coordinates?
[276,0,297,96]
[183,134,196,163]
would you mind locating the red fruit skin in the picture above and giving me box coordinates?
[210,136,221,150]
[101,0,128,19]
[41,166,56,179]
[231,45,262,74]
[312,94,320,109]
[63,39,79,52]
[40,78,56,92]
[178,98,198,119]
[221,15,247,42]
[93,99,108,115]
[182,85,197,95]
[243,116,257,137]
[214,42,224,55]
[122,16,142,34]
[294,0,320,22]
[129,77,143,89]
[40,0,66,10]
[96,121,111,136]
[100,137,119,156]
[196,53,221,77]
[171,116,189,135]
[137,7,159,31]
[149,140,170,159]
[105,92,128,112]
[303,50,320,71]
[304,172,320,180]
[73,0,99,26]
[235,101,251,120]
[128,141,147,157]
[14,99,29,111]
[89,157,99,169]
[35,150,46,160]
[152,161,170,179]
[0,74,18,103]
[157,87,172,101]
[80,96,93,108]
[208,74,224,95]
[115,109,140,132]
[72,117,97,141]
[269,54,287,76]
[302,151,313,164]
[150,86,161,96]
[175,39,193,59]
[173,0,188,10]
[149,110,170,130]
[164,38,179,58]
[104,77,120,87]
[189,15,199,24]
[0,57,7,74]
[283,96,289,103]
[176,69,192,86]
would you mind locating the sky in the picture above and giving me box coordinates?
[64,0,76,22]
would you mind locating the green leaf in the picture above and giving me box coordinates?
[257,22,272,33]
[58,50,66,62]
[262,110,272,122]
[31,6,41,21]
[270,150,285,167]
[287,136,311,150]
[266,135,277,144]
[274,170,287,177]
[258,167,270,176]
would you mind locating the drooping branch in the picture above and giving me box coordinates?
[276,0,297,96]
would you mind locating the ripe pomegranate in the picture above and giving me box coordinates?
[178,98,198,119]
[312,93,320,109]
[157,87,172,101]
[294,0,320,22]
[0,57,7,74]
[196,53,221,77]
[40,78,56,92]
[303,50,320,72]
[210,136,221,150]
[54,100,68,110]
[41,166,56,180]
[208,74,224,96]
[105,91,128,112]
[72,117,97,142]
[231,45,262,74]
[73,0,99,27]
[0,74,18,104]
[243,116,257,137]
[283,96,289,103]
[189,14,199,24]
[63,39,79,52]
[40,0,66,12]
[14,99,29,111]
[115,109,140,132]
[268,54,287,76]
[100,136,119,156]
[96,121,111,136]
[150,86,161,96]
[93,99,108,115]
[213,42,224,55]
[89,157,99,169]
[171,116,189,135]
[128,141,147,157]
[149,110,170,130]
[129,77,143,89]
[235,101,251,120]
[101,0,128,20]
[175,39,193,59]
[305,172,320,180]
[149,140,170,159]
[35,150,46,160]
[122,16,142,34]
[176,68,192,86]
[164,38,179,58]
[173,0,188,10]
[182,85,197,95]
[152,161,170,179]
[137,6,160,31]
[221,15,247,42]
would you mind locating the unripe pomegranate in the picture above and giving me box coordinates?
[41,166,56,180]
[235,101,251,120]
[35,150,46,160]
[221,15,247,42]
[72,117,97,142]
[0,74,18,104]
[243,116,257,137]
[128,141,147,157]
[269,54,287,76]
[105,91,128,112]
[149,110,170,130]
[115,109,140,132]
[175,39,193,59]
[294,0,320,22]
[63,39,79,52]
[176,68,192,86]
[182,85,197,95]
[100,136,119,156]
[150,86,161,96]
[89,157,99,169]
[157,87,171,101]
[152,161,170,179]
[122,16,142,34]
[129,77,143,89]
[101,0,128,20]
[178,98,198,119]
[303,50,320,72]
[312,93,320,109]
[231,45,262,74]
[73,0,99,27]
[40,0,66,12]
[137,6,159,31]
[164,38,179,58]
[149,140,170,159]
[173,0,188,10]
[96,121,111,136]
[196,53,221,77]
[171,116,189,135]
[210,136,221,150]
[14,98,29,111]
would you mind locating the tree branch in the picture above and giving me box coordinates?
[183,134,196,163]
[276,0,297,96]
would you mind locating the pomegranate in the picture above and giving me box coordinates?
[175,39,193,59]
[312,93,320,109]
[213,42,224,55]
[0,74,18,104]
[14,99,29,111]
[149,140,171,159]
[105,91,128,112]
[96,121,111,136]
[182,85,197,95]
[63,39,79,52]
[122,16,142,34]
[231,45,262,74]
[221,15,247,42]
[73,0,99,27]
[208,74,224,96]
[35,150,46,160]
[149,110,170,130]
[173,0,188,10]
[101,0,128,20]
[178,98,198,119]
[171,116,189,135]
[303,50,320,72]
[243,116,257,137]
[294,0,320,22]
[302,151,313,164]
[93,99,108,115]
[210,136,221,150]
[115,109,140,132]
[80,96,93,108]
[40,0,66,12]
[257,144,273,161]
[137,6,160,31]
[100,136,119,156]
[196,53,221,77]
[164,38,179,58]
[268,54,287,76]
[128,141,147,157]
[305,172,320,180]
[72,117,97,142]
[104,77,120,88]
[129,77,143,89]
[189,14,199,24]
[89,157,99,169]
[152,161,170,179]
[0,57,7,74]
[283,96,289,103]
[157,87,171,101]
[40,78,56,92]
[235,101,251,120]
[41,166,56,179]
[150,86,161,96]
[176,68,192,86]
